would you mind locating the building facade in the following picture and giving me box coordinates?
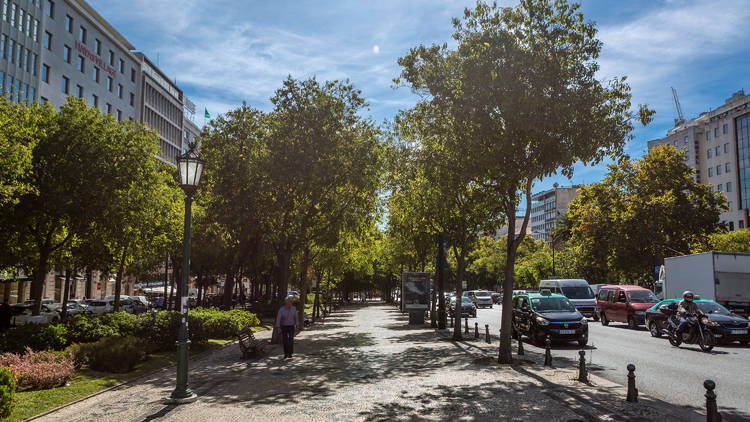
[530,185,580,243]
[647,90,750,231]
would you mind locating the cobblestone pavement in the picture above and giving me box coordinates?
[37,304,704,422]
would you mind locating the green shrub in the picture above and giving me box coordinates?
[75,336,148,373]
[0,368,15,418]
[133,311,180,352]
[62,314,119,344]
[0,323,69,354]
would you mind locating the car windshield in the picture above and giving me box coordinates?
[475,291,490,297]
[531,297,577,313]
[560,286,594,299]
[626,290,658,303]
[461,297,473,304]
[698,302,732,315]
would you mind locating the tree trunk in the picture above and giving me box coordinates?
[164,254,169,308]
[222,271,235,308]
[437,236,446,329]
[85,268,92,299]
[113,243,129,312]
[430,277,437,328]
[452,244,465,341]
[31,247,51,316]
[61,268,72,318]
[298,246,311,331]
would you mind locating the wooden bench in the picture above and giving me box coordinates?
[236,329,265,359]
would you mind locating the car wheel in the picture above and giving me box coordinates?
[578,338,588,347]
[592,313,600,322]
[627,317,637,330]
[739,338,749,346]
[600,312,609,326]
[649,321,661,338]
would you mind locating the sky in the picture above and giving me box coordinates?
[90,0,750,195]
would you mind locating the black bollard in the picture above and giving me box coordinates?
[704,380,722,422]
[517,337,525,356]
[485,324,490,344]
[578,350,588,383]
[464,317,469,334]
[626,364,638,402]
[474,322,479,339]
[543,335,552,367]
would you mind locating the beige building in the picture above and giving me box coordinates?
[647,90,749,231]
[530,185,580,243]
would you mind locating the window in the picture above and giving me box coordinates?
[723,123,728,134]
[1,0,6,21]
[707,149,712,158]
[706,129,711,141]
[106,76,112,91]
[716,165,722,175]
[117,83,122,98]
[718,184,723,192]
[724,143,729,153]
[33,19,38,41]
[108,50,114,66]
[92,66,99,82]
[673,140,678,147]
[94,38,100,55]
[5,75,13,99]
[116,109,122,121]
[715,146,720,156]
[91,94,97,107]
[44,31,51,49]
[25,13,30,36]
[77,55,84,72]
[22,49,29,71]
[28,86,34,102]
[7,39,13,63]
[0,71,4,93]
[729,221,734,231]
[714,127,719,137]
[45,0,53,18]
[78,26,86,43]
[725,162,730,173]
[63,45,70,63]
[118,59,124,73]
[75,84,83,98]
[708,167,713,177]
[0,34,5,59]
[740,221,745,229]
[727,182,732,192]
[684,136,688,144]
[728,202,733,212]
[129,92,134,106]
[16,8,22,31]
[130,68,135,82]
[61,75,69,94]
[106,103,111,114]
[41,64,49,82]
[65,14,72,32]
[30,53,37,75]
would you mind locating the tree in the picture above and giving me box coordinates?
[692,229,750,254]
[569,145,726,283]
[397,0,651,362]
[0,98,47,207]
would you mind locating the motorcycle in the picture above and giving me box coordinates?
[660,303,715,352]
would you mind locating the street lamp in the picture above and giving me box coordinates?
[169,145,204,404]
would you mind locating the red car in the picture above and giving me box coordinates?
[596,285,659,329]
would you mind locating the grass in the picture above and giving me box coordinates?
[5,334,253,421]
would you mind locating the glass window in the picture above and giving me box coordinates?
[129,92,134,106]
[7,39,13,63]
[30,53,36,75]
[106,103,111,114]
[45,0,53,18]
[740,221,745,229]
[44,31,51,49]
[116,109,122,121]
[714,127,719,137]
[117,83,122,98]
[718,184,723,192]
[0,71,4,93]
[723,123,728,134]
[94,39,100,55]
[75,84,83,98]
[6,75,13,98]
[708,167,713,177]
[108,50,114,66]
[17,8,22,31]
[61,75,69,94]
[10,3,15,24]
[78,26,86,43]
[673,140,678,147]
[716,165,721,175]
[1,0,6,22]
[715,146,720,156]
[0,34,5,59]
[725,163,730,173]
[28,86,34,102]
[118,59,124,73]
[25,13,30,36]
[106,76,112,91]
[724,143,729,153]
[41,64,49,82]
[63,45,70,63]
[77,55,84,72]
[23,49,29,71]
[684,136,688,144]
[130,68,135,82]
[92,66,99,82]
[706,129,711,140]
[728,202,733,212]
[738,114,750,210]
[707,149,712,158]
[91,94,97,107]
[65,14,72,32]
[33,19,38,41]
[727,182,732,192]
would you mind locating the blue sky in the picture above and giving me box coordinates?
[91,0,750,194]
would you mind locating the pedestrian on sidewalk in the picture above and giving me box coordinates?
[275,296,299,359]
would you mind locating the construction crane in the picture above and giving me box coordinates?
[671,87,685,126]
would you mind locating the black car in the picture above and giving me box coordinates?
[645,299,749,345]
[512,291,588,346]
[449,296,477,318]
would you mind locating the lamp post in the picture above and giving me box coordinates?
[169,145,204,404]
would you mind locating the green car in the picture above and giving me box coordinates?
[512,290,588,346]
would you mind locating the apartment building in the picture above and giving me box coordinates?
[530,185,580,243]
[647,90,750,231]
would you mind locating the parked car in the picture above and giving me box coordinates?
[12,304,60,325]
[645,299,749,345]
[491,293,503,304]
[449,296,477,318]
[62,302,90,316]
[596,285,659,329]
[590,284,606,297]
[467,290,493,309]
[512,290,588,346]
[85,299,113,314]
[23,298,57,310]
[539,279,597,319]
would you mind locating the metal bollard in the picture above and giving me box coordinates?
[465,317,469,334]
[543,335,552,367]
[626,364,638,402]
[485,324,490,343]
[704,380,722,422]
[474,322,479,339]
[517,337,525,356]
[578,350,588,383]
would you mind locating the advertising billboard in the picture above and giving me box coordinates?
[402,272,430,310]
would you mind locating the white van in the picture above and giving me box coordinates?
[539,279,597,319]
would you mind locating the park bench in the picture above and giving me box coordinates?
[236,328,265,359]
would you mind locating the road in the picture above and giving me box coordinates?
[472,304,750,420]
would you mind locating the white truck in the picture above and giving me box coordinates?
[660,252,750,316]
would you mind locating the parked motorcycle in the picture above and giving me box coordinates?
[660,303,715,352]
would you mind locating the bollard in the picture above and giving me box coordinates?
[578,350,588,383]
[474,322,479,339]
[704,380,722,422]
[517,337,525,356]
[485,324,490,344]
[450,314,454,328]
[543,335,552,367]
[465,317,469,334]
[626,364,638,402]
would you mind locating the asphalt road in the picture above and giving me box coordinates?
[473,304,750,420]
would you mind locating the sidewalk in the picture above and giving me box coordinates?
[36,304,703,421]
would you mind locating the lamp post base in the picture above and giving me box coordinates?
[166,391,198,405]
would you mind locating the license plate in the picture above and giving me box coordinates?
[731,329,748,335]
[558,329,575,334]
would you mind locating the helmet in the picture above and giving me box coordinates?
[683,291,694,302]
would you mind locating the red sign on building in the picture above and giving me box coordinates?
[75,41,117,77]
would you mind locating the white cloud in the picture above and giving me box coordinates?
[373,45,380,54]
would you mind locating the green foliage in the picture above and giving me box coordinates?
[0,367,15,418]
[70,336,147,373]
[0,324,69,354]
[692,229,750,253]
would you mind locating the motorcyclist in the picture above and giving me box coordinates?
[675,291,704,337]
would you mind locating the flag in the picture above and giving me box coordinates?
[204,108,210,119]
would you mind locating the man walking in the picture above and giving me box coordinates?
[275,296,299,359]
